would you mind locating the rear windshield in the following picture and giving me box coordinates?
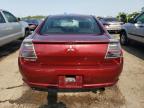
[40,16,103,35]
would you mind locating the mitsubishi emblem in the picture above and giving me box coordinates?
[67,45,75,52]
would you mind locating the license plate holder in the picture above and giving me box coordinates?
[59,75,82,88]
[65,76,76,83]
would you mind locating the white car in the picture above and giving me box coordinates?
[0,9,29,47]
[120,12,144,45]
[99,17,123,33]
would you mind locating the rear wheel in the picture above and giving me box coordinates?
[25,28,30,37]
[120,31,129,45]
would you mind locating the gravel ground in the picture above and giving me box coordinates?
[0,35,144,108]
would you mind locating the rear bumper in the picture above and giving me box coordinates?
[25,80,117,90]
[19,58,123,90]
[106,26,122,33]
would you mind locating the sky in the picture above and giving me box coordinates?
[0,0,144,17]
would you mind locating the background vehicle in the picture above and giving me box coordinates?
[18,15,123,91]
[120,12,144,45]
[99,17,123,33]
[0,9,24,47]
[24,19,41,31]
[18,18,30,37]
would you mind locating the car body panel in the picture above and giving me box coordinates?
[106,22,122,30]
[19,58,123,89]
[121,12,144,44]
[18,15,123,90]
[19,21,29,37]
[33,34,109,66]
[0,10,23,47]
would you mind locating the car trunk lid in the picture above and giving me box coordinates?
[33,34,110,66]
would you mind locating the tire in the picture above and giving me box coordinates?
[25,28,30,37]
[120,31,129,45]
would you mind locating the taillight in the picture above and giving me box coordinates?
[19,39,37,61]
[103,23,110,28]
[105,39,122,59]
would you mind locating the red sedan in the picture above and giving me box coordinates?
[18,15,123,91]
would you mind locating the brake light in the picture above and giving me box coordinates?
[19,39,37,61]
[103,23,110,27]
[105,39,122,59]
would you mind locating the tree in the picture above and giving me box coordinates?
[127,12,140,22]
[117,12,127,23]
[21,15,46,20]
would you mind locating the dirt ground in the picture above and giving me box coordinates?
[0,35,144,108]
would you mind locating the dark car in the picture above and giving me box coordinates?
[18,15,123,91]
[24,19,41,31]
